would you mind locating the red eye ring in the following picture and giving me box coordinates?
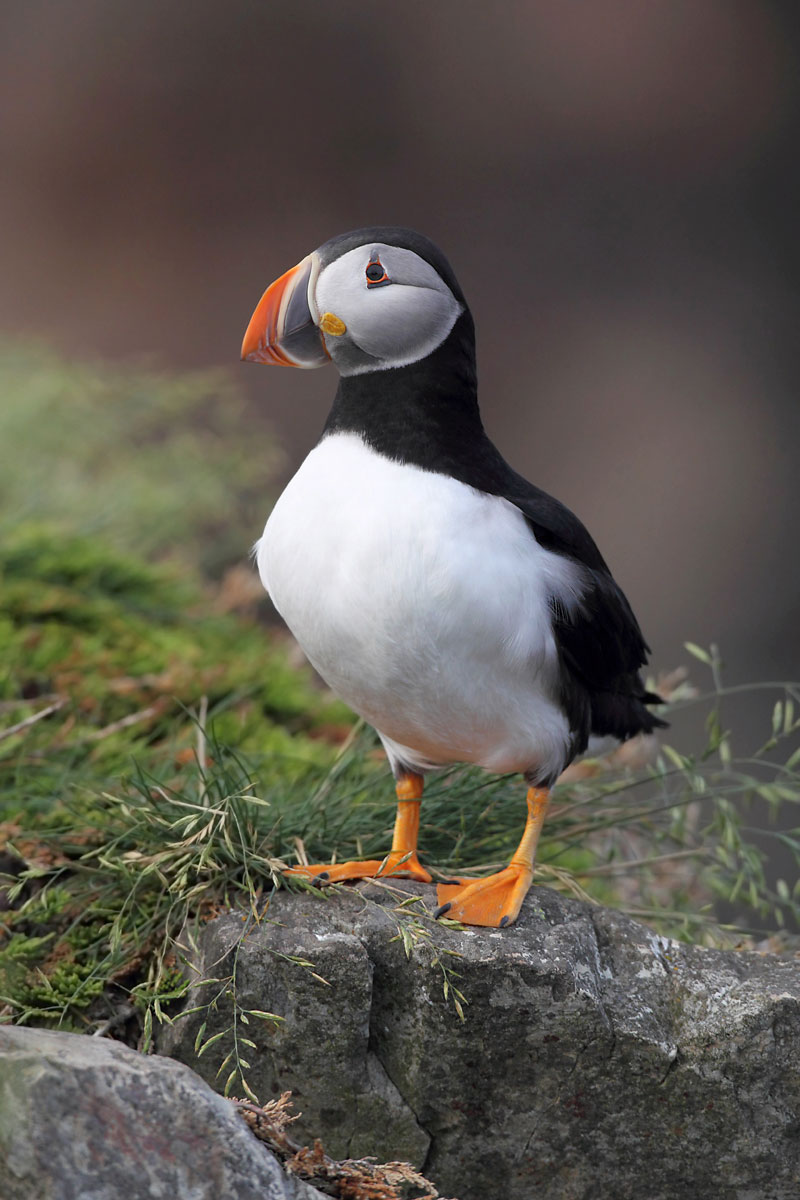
[365,256,390,288]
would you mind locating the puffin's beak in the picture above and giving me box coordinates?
[241,253,329,368]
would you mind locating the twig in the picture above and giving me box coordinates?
[580,848,706,877]
[84,704,162,742]
[91,1003,136,1037]
[293,836,309,867]
[0,699,65,743]
[0,694,61,714]
[233,1095,453,1199]
[197,695,208,774]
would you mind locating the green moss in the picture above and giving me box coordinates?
[17,959,106,1014]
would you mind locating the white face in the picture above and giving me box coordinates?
[312,243,463,375]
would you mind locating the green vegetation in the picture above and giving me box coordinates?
[2,343,800,1077]
[0,340,279,573]
[0,522,354,1036]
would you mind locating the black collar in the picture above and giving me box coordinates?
[322,311,508,483]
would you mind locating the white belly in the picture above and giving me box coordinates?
[257,433,584,780]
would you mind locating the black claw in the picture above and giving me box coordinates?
[433,902,452,920]
[499,915,510,928]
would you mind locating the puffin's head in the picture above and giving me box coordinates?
[241,227,467,377]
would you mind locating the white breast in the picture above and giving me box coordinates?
[257,433,584,780]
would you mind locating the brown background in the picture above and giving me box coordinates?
[2,0,799,700]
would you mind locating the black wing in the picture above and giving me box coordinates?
[502,471,666,752]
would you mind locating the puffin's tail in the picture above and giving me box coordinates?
[589,678,668,742]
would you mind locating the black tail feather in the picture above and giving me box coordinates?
[590,685,668,741]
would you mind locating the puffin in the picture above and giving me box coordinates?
[241,226,665,928]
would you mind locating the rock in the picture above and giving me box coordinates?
[0,1025,328,1200]
[159,882,800,1200]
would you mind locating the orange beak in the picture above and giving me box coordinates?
[241,253,329,368]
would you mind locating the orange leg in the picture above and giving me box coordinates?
[434,787,550,928]
[284,771,432,884]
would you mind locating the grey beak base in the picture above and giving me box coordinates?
[281,257,329,368]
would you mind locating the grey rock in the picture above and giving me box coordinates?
[0,1025,328,1200]
[160,882,800,1200]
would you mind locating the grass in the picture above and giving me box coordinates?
[2,343,800,1098]
[0,519,354,1041]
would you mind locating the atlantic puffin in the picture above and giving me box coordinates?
[241,227,665,928]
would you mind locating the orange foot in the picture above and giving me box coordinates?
[285,851,432,885]
[434,863,534,928]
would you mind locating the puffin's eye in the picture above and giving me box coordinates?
[365,257,390,288]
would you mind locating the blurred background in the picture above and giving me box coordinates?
[2,0,799,694]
